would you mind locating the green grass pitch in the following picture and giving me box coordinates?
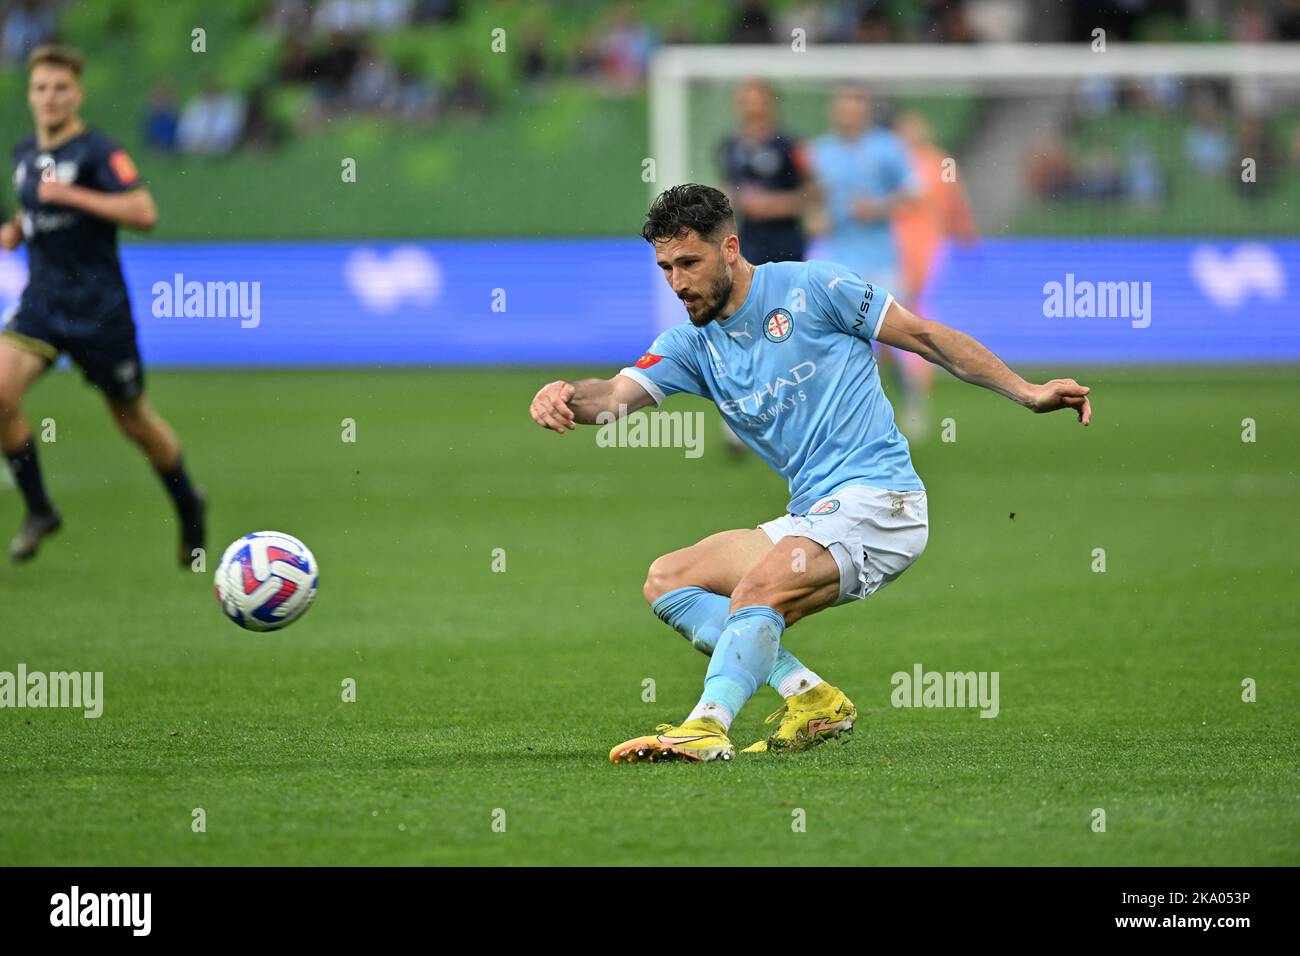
[0,365,1296,866]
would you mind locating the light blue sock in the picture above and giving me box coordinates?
[651,586,730,653]
[690,605,785,728]
[653,587,819,696]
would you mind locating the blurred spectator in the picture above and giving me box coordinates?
[1229,0,1275,42]
[777,3,829,44]
[1231,76,1272,118]
[1280,0,1300,40]
[591,5,656,90]
[813,0,865,42]
[445,62,491,117]
[569,23,597,79]
[1184,89,1231,175]
[1,0,56,64]
[729,0,775,43]
[278,36,313,83]
[661,20,694,44]
[392,65,438,123]
[177,80,247,157]
[856,11,893,43]
[1025,134,1075,198]
[1075,149,1123,199]
[262,0,314,36]
[143,81,180,152]
[1133,75,1183,111]
[410,0,460,24]
[964,0,1030,42]
[241,86,282,151]
[314,0,413,34]
[521,24,555,87]
[302,30,363,112]
[1078,76,1120,116]
[1122,132,1164,206]
[919,0,975,42]
[349,45,399,113]
[1070,0,1149,43]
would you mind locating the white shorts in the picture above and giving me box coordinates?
[759,485,929,606]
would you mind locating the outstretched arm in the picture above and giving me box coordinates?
[529,374,657,433]
[37,181,158,231]
[876,300,1091,425]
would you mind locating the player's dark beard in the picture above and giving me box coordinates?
[683,269,733,327]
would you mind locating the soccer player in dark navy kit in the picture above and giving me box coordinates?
[715,79,811,454]
[0,45,204,564]
[716,79,809,265]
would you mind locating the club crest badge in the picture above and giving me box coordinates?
[763,308,794,343]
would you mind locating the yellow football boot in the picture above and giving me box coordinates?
[609,717,735,764]
[742,683,856,753]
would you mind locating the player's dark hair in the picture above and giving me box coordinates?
[27,44,84,77]
[641,184,736,245]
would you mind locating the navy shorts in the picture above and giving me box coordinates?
[2,292,145,403]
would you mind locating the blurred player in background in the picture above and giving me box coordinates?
[888,110,978,440]
[0,45,205,564]
[715,78,810,456]
[806,86,928,435]
[716,79,808,264]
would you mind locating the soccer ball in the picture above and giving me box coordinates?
[214,531,319,632]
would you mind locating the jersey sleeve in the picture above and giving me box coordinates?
[617,325,707,405]
[91,135,142,193]
[806,260,894,341]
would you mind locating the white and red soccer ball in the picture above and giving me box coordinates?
[214,531,319,632]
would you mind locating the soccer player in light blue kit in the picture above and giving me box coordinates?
[529,185,1092,763]
[808,85,931,438]
[808,85,915,295]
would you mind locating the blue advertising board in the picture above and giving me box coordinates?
[1,238,1295,366]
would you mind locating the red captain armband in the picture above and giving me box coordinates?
[635,353,663,369]
[108,150,140,187]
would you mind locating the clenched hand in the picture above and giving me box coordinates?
[530,380,577,433]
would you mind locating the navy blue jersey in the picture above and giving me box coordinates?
[11,128,140,309]
[716,132,806,264]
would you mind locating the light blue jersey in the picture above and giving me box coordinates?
[808,128,917,274]
[620,260,923,514]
